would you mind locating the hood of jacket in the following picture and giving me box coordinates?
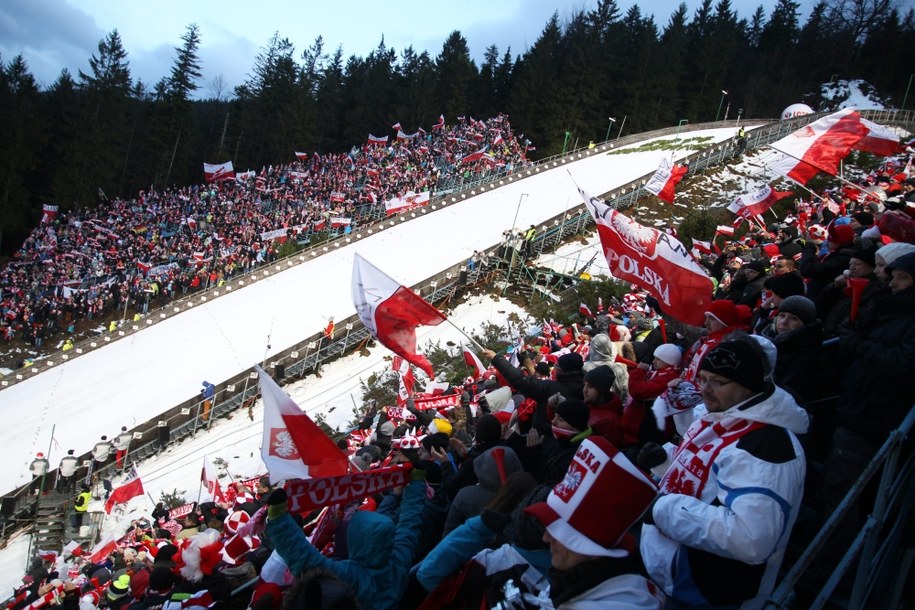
[587,334,617,363]
[346,510,395,568]
[473,446,522,491]
[706,386,809,435]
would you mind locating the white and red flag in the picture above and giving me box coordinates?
[768,108,869,184]
[579,302,594,318]
[351,253,446,377]
[294,151,309,160]
[367,134,389,145]
[87,536,118,563]
[391,122,403,132]
[576,181,713,327]
[460,146,488,164]
[853,118,901,156]
[691,239,713,255]
[203,161,235,183]
[104,467,145,514]
[715,224,736,238]
[259,367,349,484]
[201,455,226,503]
[461,344,486,379]
[432,114,445,131]
[393,355,415,406]
[644,157,688,204]
[41,204,59,223]
[727,185,793,218]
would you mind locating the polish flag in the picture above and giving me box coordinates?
[853,118,902,156]
[201,455,226,503]
[644,157,688,204]
[351,254,446,377]
[576,180,713,327]
[768,108,869,184]
[393,355,415,405]
[715,225,736,237]
[461,344,486,379]
[294,151,309,160]
[493,134,504,146]
[367,134,389,145]
[432,114,445,131]
[460,146,488,164]
[104,467,145,514]
[392,122,403,131]
[579,302,593,318]
[87,536,118,563]
[691,239,713,255]
[41,204,59,223]
[203,161,235,183]
[727,185,793,218]
[258,367,349,484]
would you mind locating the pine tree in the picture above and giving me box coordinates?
[434,32,478,119]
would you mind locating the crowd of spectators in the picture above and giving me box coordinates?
[0,114,531,358]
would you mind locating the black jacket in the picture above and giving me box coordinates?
[490,354,584,434]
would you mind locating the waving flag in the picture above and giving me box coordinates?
[691,239,713,255]
[104,467,145,514]
[203,161,235,183]
[715,225,736,238]
[259,367,349,484]
[392,122,403,131]
[579,302,594,318]
[768,108,869,184]
[460,146,488,164]
[352,254,446,377]
[432,114,445,131]
[294,151,309,160]
[87,536,118,563]
[576,181,713,326]
[853,118,901,156]
[367,134,389,145]
[393,355,415,405]
[644,157,688,204]
[41,204,59,223]
[201,455,226,503]
[727,185,793,218]
[461,344,486,379]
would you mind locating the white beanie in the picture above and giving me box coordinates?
[653,344,682,367]
[877,242,915,266]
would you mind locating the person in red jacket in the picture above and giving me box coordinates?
[621,344,683,451]
[581,366,623,447]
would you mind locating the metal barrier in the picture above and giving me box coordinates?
[766,404,915,609]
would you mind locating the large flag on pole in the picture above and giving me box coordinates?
[259,367,349,485]
[768,108,869,184]
[727,185,793,218]
[853,118,901,156]
[575,180,713,326]
[203,161,235,183]
[351,254,446,377]
[644,157,688,204]
[201,455,226,503]
[104,467,145,513]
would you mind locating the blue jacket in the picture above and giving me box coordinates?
[267,480,425,610]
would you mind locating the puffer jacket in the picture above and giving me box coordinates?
[641,386,809,610]
[490,355,583,435]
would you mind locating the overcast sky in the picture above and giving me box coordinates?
[3,0,785,97]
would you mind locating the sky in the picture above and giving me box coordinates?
[1,0,783,96]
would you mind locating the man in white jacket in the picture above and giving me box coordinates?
[640,337,809,610]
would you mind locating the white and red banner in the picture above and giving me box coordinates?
[285,464,412,513]
[203,161,235,183]
[768,108,869,184]
[367,134,389,145]
[259,367,349,484]
[41,204,59,223]
[853,118,901,156]
[104,467,145,513]
[461,344,486,378]
[411,393,463,410]
[352,254,446,377]
[201,455,226,503]
[330,217,352,228]
[727,185,792,218]
[644,157,688,204]
[235,170,256,183]
[384,190,431,216]
[577,181,713,327]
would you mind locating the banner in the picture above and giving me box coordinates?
[169,502,197,521]
[384,191,431,216]
[203,161,235,183]
[412,394,462,410]
[286,465,412,513]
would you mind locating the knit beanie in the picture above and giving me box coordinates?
[583,365,616,397]
[827,222,855,246]
[653,344,682,367]
[555,399,590,432]
[851,245,877,268]
[474,414,502,445]
[556,352,583,372]
[705,300,738,327]
[779,295,818,325]
[886,252,915,277]
[877,242,915,266]
[764,273,805,299]
[851,211,875,227]
[699,339,768,392]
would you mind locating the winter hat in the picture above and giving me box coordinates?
[420,432,450,454]
[704,300,738,328]
[764,272,805,299]
[555,399,590,432]
[534,361,551,376]
[608,324,631,342]
[147,565,176,592]
[79,591,100,610]
[653,344,682,367]
[743,259,767,275]
[779,295,818,325]
[223,510,250,535]
[525,437,658,557]
[154,544,178,564]
[583,366,616,397]
[378,421,395,437]
[886,251,915,277]
[807,224,827,240]
[67,449,75,455]
[492,411,512,425]
[221,534,261,565]
[475,415,502,445]
[827,222,855,246]
[428,418,452,437]
[699,339,768,393]
[177,529,223,582]
[556,352,583,372]
[851,211,875,227]
[107,574,130,600]
[876,242,915,266]
[851,245,877,268]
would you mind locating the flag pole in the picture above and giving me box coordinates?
[767,146,868,196]
[444,318,485,351]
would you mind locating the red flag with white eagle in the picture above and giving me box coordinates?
[393,355,415,405]
[576,181,713,327]
[203,161,235,183]
[461,344,486,379]
[768,108,869,184]
[352,254,446,377]
[105,467,145,514]
[201,455,226,503]
[644,157,688,204]
[258,367,349,484]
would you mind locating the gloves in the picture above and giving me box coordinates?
[480,509,512,534]
[411,460,443,485]
[266,488,288,520]
[637,443,668,471]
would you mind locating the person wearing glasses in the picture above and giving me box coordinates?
[639,337,809,610]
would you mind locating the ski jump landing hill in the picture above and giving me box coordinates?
[0,122,750,495]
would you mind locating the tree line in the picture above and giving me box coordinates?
[0,0,912,254]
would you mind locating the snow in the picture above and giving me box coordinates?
[821,79,886,110]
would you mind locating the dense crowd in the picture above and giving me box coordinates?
[0,114,531,354]
[8,149,915,610]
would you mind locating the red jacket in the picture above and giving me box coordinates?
[588,395,623,447]
[621,365,681,447]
